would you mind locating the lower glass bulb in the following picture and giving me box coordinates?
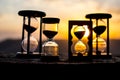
[21,36,38,53]
[74,40,87,55]
[93,37,106,53]
[42,40,58,56]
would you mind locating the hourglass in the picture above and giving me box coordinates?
[68,20,92,61]
[73,26,87,56]
[86,13,112,58]
[17,10,46,58]
[41,17,60,61]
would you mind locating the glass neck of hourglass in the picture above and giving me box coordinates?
[48,38,53,41]
[96,35,100,37]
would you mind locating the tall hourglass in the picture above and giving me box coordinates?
[86,13,112,59]
[73,26,87,56]
[41,17,60,61]
[17,10,46,58]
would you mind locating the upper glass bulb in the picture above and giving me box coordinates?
[24,17,38,34]
[73,26,85,39]
[93,26,106,35]
[73,26,88,56]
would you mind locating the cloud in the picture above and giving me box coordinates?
[0,13,3,17]
[94,0,120,14]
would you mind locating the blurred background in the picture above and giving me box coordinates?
[0,0,120,57]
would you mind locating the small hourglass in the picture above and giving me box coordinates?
[41,17,60,61]
[68,21,92,61]
[73,26,87,56]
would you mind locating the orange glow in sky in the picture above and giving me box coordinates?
[0,0,120,41]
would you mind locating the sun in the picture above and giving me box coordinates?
[70,25,90,39]
[84,25,90,37]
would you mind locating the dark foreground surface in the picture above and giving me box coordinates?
[0,52,120,73]
[0,40,120,77]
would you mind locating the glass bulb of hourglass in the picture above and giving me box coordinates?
[93,36,106,53]
[74,40,87,55]
[93,25,106,54]
[21,36,38,53]
[24,17,38,33]
[42,40,58,56]
[73,26,87,56]
[74,26,85,39]
[93,26,106,35]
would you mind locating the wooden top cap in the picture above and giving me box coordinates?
[42,17,60,23]
[18,10,46,17]
[86,13,112,19]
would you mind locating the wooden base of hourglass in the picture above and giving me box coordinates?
[92,54,112,59]
[16,52,60,60]
[16,52,41,58]
[40,56,59,62]
[68,54,112,62]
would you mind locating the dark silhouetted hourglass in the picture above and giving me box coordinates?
[86,13,112,58]
[41,17,60,61]
[17,10,46,58]
[73,26,87,56]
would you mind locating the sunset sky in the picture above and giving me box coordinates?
[0,0,120,41]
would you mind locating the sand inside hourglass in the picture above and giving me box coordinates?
[74,31,85,40]
[43,30,58,39]
[24,24,37,33]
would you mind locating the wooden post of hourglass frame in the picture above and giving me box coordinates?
[68,20,92,61]
[86,13,112,59]
[21,16,25,53]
